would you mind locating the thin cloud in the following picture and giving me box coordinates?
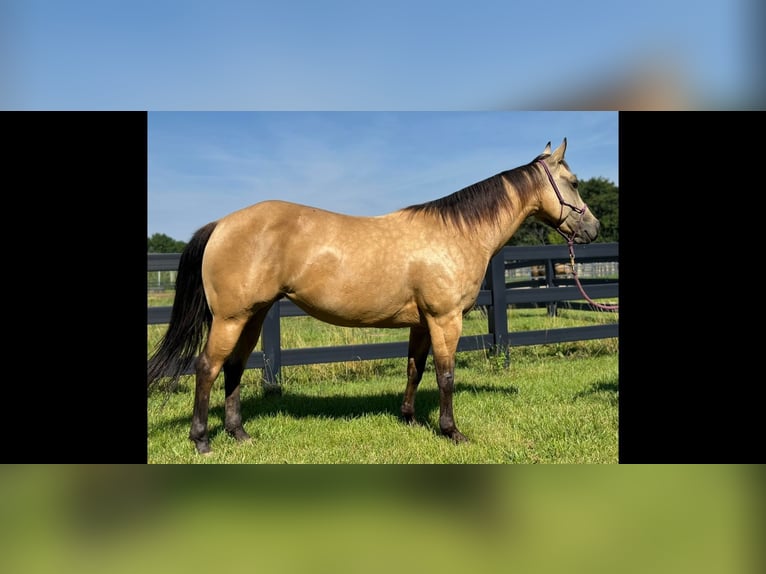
[148,112,618,242]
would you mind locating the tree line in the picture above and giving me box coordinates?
[147,234,187,253]
[148,177,618,253]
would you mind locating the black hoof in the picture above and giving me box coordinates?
[401,410,416,425]
[227,427,252,442]
[192,438,211,454]
[444,429,469,444]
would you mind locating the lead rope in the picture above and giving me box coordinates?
[537,160,619,312]
[567,239,619,311]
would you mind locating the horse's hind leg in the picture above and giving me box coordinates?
[222,307,271,442]
[189,316,249,454]
[401,326,431,424]
[223,361,249,441]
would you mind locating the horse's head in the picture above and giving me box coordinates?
[536,139,600,244]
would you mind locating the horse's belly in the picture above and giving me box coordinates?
[286,292,422,328]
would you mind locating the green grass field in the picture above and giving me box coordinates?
[147,295,618,464]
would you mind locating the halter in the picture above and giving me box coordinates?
[536,159,588,241]
[536,160,619,312]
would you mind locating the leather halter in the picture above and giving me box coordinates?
[536,159,587,242]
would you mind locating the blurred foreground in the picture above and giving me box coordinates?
[1,1,763,110]
[1,465,761,574]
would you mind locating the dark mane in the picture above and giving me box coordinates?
[402,159,545,230]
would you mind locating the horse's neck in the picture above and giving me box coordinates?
[461,208,533,269]
[491,186,539,252]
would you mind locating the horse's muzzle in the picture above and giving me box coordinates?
[573,219,600,244]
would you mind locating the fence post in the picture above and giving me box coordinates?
[487,251,510,367]
[261,303,283,395]
[544,259,558,317]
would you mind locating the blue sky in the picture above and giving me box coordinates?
[2,1,759,109]
[148,112,618,242]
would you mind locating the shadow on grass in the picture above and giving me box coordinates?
[572,378,618,404]
[150,382,519,439]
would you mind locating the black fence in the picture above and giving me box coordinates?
[148,242,618,383]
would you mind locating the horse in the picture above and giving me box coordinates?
[147,138,601,454]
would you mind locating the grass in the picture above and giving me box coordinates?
[147,293,618,463]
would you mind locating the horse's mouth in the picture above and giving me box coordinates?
[573,223,600,244]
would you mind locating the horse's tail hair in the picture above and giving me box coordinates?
[147,221,218,391]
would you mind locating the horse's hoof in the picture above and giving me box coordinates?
[193,439,212,454]
[401,411,417,425]
[227,428,252,442]
[448,430,469,444]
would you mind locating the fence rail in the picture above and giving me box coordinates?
[148,242,618,383]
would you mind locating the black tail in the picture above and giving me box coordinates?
[147,221,218,391]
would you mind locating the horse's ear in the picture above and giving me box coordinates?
[550,138,567,163]
[542,141,552,156]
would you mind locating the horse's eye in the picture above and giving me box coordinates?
[572,180,579,189]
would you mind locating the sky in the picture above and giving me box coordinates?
[148,111,618,242]
[2,1,762,110]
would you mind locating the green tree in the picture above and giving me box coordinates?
[148,233,187,253]
[508,176,618,245]
[578,177,618,243]
[507,218,551,246]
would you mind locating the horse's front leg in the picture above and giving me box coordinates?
[426,313,468,443]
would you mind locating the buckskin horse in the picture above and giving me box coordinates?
[147,139,600,454]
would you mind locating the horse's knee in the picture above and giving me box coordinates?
[437,370,454,392]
